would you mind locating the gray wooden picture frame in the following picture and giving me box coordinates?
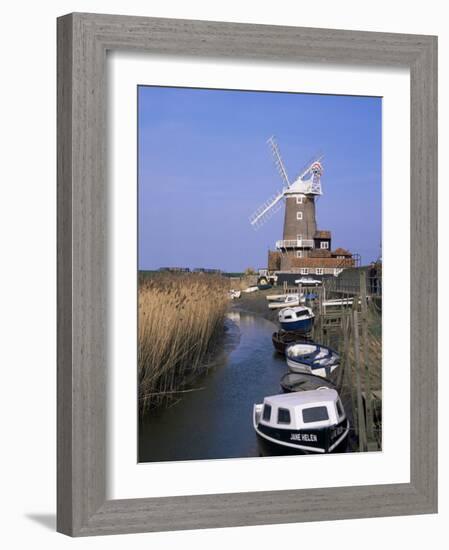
[57,12,438,537]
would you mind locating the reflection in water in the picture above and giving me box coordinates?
[138,312,286,462]
[226,311,241,323]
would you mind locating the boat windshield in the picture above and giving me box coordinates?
[302,406,329,423]
[296,310,309,318]
[262,404,272,421]
[277,408,291,425]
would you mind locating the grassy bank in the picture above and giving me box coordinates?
[138,273,229,412]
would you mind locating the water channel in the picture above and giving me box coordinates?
[139,311,291,462]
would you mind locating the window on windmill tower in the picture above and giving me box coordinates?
[320,241,329,249]
[296,211,303,220]
[296,196,304,205]
[296,251,303,258]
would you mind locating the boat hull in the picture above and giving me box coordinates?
[280,372,335,393]
[257,284,272,290]
[279,317,314,332]
[286,357,340,380]
[268,299,301,309]
[272,331,312,354]
[254,414,349,455]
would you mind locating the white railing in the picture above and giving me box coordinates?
[276,239,314,249]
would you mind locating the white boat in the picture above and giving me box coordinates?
[253,389,349,454]
[285,343,340,379]
[266,293,289,301]
[322,298,363,312]
[243,285,259,293]
[323,298,356,307]
[295,277,322,287]
[278,306,314,332]
[228,289,241,299]
[268,294,305,309]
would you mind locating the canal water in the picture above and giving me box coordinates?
[138,311,289,462]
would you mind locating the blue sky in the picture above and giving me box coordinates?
[138,86,381,272]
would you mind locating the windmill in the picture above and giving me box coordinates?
[250,137,324,270]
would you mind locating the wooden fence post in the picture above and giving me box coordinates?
[360,271,375,445]
[345,312,358,439]
[337,313,349,390]
[353,308,367,452]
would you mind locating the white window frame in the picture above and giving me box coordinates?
[296,250,303,258]
[296,196,304,205]
[316,268,324,275]
[320,241,329,249]
[296,211,303,220]
[300,268,309,275]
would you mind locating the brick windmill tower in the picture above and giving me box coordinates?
[250,137,355,274]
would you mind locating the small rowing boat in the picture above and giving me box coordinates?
[268,294,304,309]
[271,329,312,354]
[285,342,340,380]
[243,285,258,293]
[280,371,335,393]
[257,283,273,290]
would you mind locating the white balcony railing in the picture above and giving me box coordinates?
[276,239,314,249]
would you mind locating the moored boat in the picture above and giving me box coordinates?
[280,371,335,393]
[257,283,273,290]
[253,389,349,454]
[268,294,304,309]
[286,342,340,380]
[271,329,312,354]
[243,285,258,293]
[278,306,314,332]
[266,293,288,301]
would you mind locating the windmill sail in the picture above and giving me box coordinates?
[293,155,324,195]
[267,136,290,188]
[250,191,284,228]
[297,155,324,181]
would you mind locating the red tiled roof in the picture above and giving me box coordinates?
[309,249,332,258]
[290,257,355,268]
[332,247,352,256]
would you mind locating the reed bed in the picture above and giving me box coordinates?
[138,273,229,412]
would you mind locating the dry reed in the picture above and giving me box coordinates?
[138,273,229,412]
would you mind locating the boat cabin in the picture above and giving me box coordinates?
[253,388,348,453]
[278,306,313,322]
[257,389,345,432]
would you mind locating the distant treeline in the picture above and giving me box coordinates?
[139,269,244,278]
